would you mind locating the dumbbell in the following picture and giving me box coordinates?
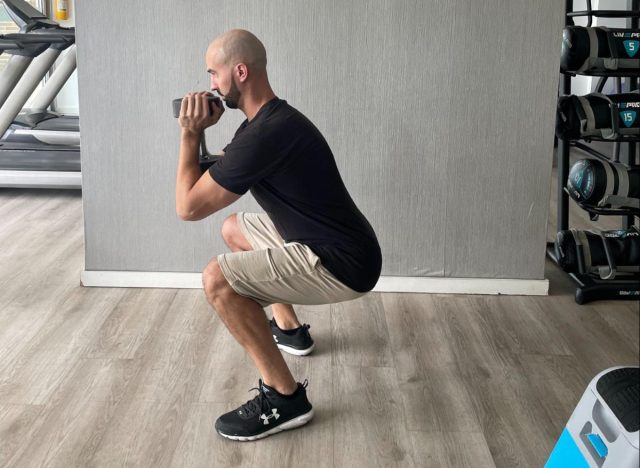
[172,96,222,172]
[172,95,222,118]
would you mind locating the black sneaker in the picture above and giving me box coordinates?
[215,379,314,441]
[269,319,315,356]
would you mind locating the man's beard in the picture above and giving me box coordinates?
[222,76,241,109]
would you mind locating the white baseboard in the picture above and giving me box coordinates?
[81,271,202,289]
[374,276,548,295]
[81,270,549,296]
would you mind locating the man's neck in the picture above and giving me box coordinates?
[241,88,276,122]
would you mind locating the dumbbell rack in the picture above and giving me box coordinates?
[545,0,640,304]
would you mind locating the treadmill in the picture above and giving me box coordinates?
[0,0,79,189]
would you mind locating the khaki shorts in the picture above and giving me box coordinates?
[217,212,365,308]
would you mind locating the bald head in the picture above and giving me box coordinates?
[208,29,267,73]
[206,29,275,116]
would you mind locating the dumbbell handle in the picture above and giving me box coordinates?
[199,154,222,172]
[172,96,221,118]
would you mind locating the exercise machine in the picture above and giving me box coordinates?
[0,0,79,188]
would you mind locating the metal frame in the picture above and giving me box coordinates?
[546,0,640,304]
[0,46,64,133]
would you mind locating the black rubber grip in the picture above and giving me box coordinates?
[596,367,639,433]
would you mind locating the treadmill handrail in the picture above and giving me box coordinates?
[1,32,76,45]
[2,0,58,32]
[0,35,48,57]
[0,32,75,55]
[0,38,23,50]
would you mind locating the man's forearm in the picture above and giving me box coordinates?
[176,131,202,217]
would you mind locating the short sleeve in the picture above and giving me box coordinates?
[209,130,282,195]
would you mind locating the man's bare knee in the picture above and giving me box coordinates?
[221,214,252,252]
[202,259,232,306]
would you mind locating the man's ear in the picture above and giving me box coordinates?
[235,63,249,83]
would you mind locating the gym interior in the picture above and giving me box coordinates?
[0,0,638,466]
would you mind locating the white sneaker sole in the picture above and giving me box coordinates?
[217,409,315,442]
[277,342,315,356]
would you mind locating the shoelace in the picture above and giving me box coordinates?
[239,379,272,417]
[239,379,310,417]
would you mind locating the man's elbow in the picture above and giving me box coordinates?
[177,211,193,222]
[176,205,196,221]
[177,206,216,221]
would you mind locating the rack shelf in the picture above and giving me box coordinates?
[563,188,640,218]
[568,135,640,144]
[562,70,640,78]
[567,10,640,19]
[571,141,637,163]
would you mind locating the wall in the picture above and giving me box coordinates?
[76,0,564,284]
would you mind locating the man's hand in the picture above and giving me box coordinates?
[179,92,225,137]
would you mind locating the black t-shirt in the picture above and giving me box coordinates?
[209,98,381,292]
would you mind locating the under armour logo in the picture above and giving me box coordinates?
[260,409,280,425]
[273,334,279,343]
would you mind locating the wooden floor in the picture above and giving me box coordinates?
[0,178,638,467]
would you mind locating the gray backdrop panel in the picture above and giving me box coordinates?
[75,0,563,279]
